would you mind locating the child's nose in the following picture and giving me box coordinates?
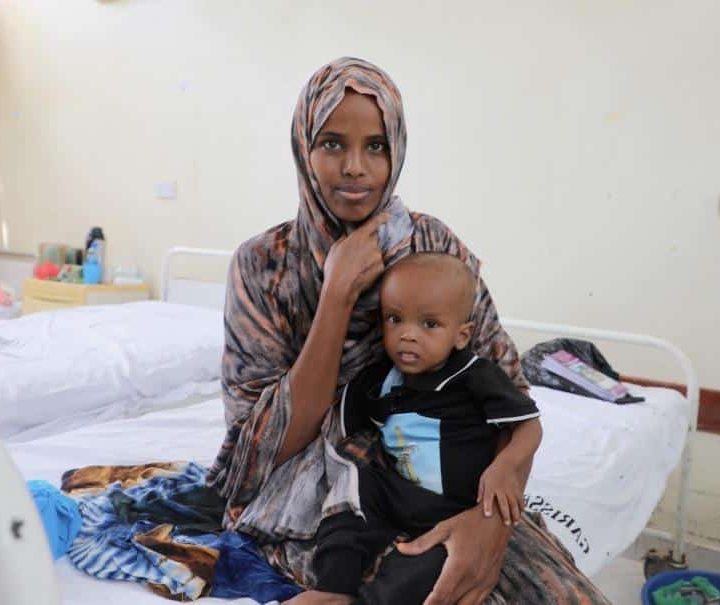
[400,329,417,342]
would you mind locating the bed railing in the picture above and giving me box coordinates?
[502,317,699,568]
[159,246,234,305]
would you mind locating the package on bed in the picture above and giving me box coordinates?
[0,301,224,442]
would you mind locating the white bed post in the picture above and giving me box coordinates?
[160,246,234,303]
[502,318,700,567]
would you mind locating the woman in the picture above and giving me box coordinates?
[207,57,609,605]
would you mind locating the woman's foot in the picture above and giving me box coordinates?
[282,589,355,605]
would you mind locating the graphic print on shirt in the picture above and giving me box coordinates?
[391,424,419,484]
[380,413,442,495]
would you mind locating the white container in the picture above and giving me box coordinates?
[0,302,21,319]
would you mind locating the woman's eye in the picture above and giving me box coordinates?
[423,319,438,329]
[368,142,387,153]
[321,140,341,151]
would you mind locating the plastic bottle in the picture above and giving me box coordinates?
[83,227,105,284]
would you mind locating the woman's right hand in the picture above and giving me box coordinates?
[396,506,511,605]
[322,213,389,305]
[280,213,389,463]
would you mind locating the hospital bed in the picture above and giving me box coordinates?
[505,319,697,576]
[1,249,699,603]
[0,247,233,442]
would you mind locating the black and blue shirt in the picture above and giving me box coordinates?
[340,348,540,505]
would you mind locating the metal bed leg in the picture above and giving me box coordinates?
[643,394,698,577]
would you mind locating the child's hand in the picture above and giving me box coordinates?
[476,459,524,526]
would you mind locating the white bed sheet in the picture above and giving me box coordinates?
[0,301,224,442]
[526,384,688,575]
[7,384,689,602]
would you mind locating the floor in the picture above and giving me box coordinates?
[592,557,646,605]
[591,534,720,604]
[650,430,720,544]
[590,429,720,604]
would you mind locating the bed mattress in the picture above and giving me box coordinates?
[526,385,688,574]
[7,383,689,602]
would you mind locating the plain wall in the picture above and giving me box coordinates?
[0,252,33,296]
[1,0,719,387]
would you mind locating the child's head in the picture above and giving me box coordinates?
[380,253,476,374]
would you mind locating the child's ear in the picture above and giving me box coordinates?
[454,321,475,350]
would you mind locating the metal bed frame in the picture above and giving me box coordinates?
[502,318,699,569]
[159,246,234,308]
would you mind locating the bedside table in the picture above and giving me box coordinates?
[22,278,150,315]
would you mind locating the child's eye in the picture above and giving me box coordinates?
[423,319,439,329]
[320,140,341,151]
[386,314,400,324]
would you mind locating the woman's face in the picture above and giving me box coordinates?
[310,90,391,224]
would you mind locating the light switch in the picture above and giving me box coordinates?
[155,181,177,200]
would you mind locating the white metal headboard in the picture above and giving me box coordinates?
[160,246,234,310]
[502,317,699,567]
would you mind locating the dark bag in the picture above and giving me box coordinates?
[521,338,643,403]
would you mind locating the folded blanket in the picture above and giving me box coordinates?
[61,461,302,602]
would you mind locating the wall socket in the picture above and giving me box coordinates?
[155,181,177,200]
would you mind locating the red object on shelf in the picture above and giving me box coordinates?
[0,288,12,306]
[33,261,61,280]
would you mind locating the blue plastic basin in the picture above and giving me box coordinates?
[641,569,720,604]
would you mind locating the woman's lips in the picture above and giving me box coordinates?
[335,187,372,202]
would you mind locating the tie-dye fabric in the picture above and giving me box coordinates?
[61,462,301,602]
[207,57,610,603]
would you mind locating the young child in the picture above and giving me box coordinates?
[294,253,542,605]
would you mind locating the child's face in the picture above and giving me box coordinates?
[380,264,474,374]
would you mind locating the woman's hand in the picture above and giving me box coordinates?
[322,213,389,305]
[281,212,389,464]
[396,506,511,605]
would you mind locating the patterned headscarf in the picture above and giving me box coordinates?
[290,57,414,347]
[208,58,417,523]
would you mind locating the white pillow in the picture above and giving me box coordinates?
[0,301,224,440]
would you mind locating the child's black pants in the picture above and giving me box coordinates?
[313,461,470,605]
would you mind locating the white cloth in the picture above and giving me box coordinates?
[0,301,223,441]
[526,385,688,575]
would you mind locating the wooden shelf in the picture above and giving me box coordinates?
[22,278,150,315]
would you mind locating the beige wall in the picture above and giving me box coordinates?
[1,0,719,388]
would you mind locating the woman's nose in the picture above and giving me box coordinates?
[341,147,365,177]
